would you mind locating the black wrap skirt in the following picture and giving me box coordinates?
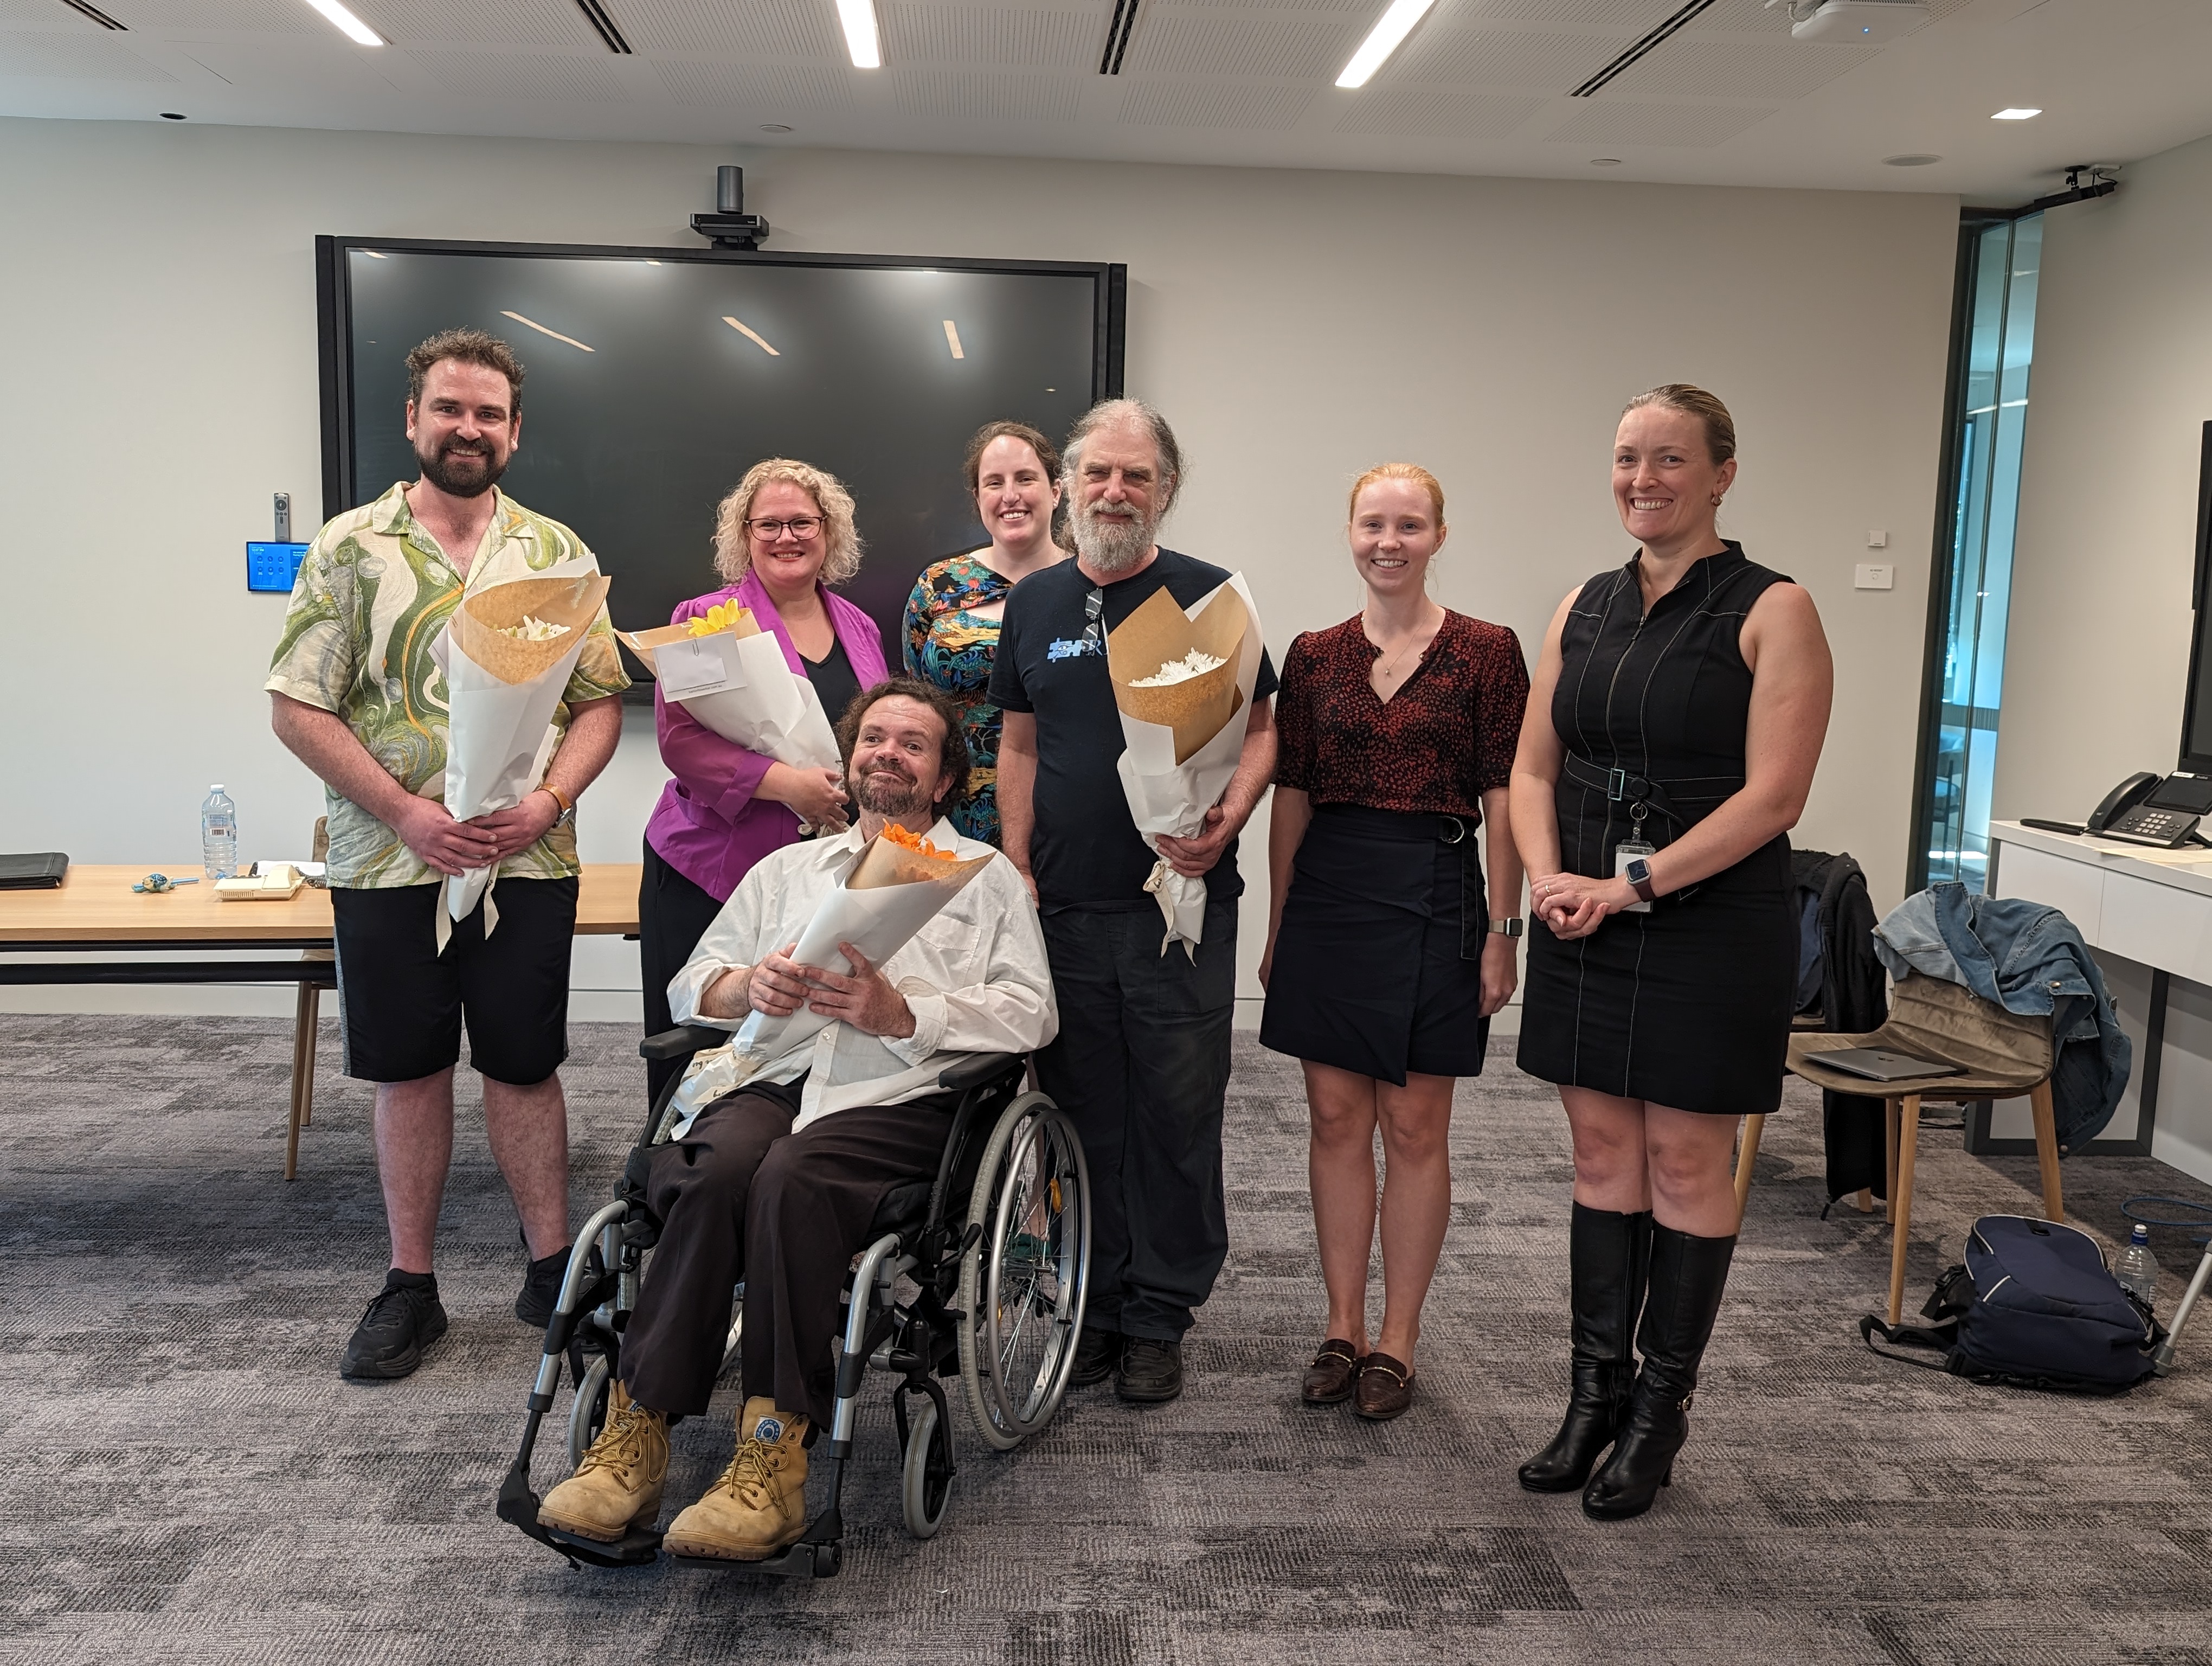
[1259,804,1489,1085]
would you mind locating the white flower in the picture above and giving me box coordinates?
[1129,650,1225,688]
[496,614,572,642]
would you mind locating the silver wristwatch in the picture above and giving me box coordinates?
[1489,916,1524,938]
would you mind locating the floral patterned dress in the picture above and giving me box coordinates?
[903,551,1016,845]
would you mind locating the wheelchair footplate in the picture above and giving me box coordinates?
[497,1457,664,1570]
[666,1506,844,1579]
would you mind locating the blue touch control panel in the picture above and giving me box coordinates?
[247,541,310,593]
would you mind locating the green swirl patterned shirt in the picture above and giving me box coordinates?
[263,482,629,889]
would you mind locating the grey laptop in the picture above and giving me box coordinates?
[1814,1047,1961,1083]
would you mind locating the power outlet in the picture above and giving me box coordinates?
[1855,563,1895,591]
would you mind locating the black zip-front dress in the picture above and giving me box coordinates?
[1516,544,1796,1117]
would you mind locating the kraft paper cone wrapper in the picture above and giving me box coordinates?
[615,605,762,663]
[616,611,840,774]
[448,571,613,685]
[1107,583,1250,766]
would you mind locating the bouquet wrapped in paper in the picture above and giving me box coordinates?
[681,825,994,1105]
[618,601,840,774]
[1106,573,1265,957]
[436,566,612,947]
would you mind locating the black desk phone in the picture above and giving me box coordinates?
[2086,771,2212,846]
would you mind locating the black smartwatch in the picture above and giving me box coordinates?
[1624,857,1657,904]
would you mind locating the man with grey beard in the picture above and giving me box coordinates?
[989,398,1278,1405]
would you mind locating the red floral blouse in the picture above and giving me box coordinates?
[1274,611,1528,820]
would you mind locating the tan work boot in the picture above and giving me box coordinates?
[661,1397,811,1560]
[537,1381,668,1542]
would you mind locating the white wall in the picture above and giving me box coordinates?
[1997,131,2212,824]
[0,118,1959,1016]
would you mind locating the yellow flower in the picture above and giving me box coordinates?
[687,600,750,638]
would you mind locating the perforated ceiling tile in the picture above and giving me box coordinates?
[890,67,1083,119]
[413,49,630,100]
[1171,0,1378,10]
[0,1,95,25]
[1335,87,1545,137]
[0,29,175,74]
[1687,0,1973,30]
[1611,36,1877,99]
[882,7,1094,68]
[1122,15,1361,79]
[1543,97,1775,145]
[349,0,595,49]
[104,0,326,33]
[1390,28,1630,89]
[620,0,840,57]
[1117,79,1313,127]
[654,57,852,110]
[1464,0,1682,24]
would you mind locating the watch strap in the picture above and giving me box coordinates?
[1489,916,1524,938]
[1628,861,1658,904]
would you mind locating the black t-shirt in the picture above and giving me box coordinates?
[989,548,1278,912]
[801,635,862,738]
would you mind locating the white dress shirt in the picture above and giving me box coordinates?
[664,818,1057,1136]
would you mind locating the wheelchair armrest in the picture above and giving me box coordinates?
[936,1052,1024,1093]
[639,1023,731,1062]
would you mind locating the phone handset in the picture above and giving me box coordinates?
[2087,772,2160,835]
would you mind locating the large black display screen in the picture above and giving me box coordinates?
[319,238,1122,670]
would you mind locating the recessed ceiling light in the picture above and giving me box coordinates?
[835,0,880,68]
[1590,157,1623,166]
[1883,153,1942,166]
[760,124,793,133]
[500,311,595,353]
[300,0,383,46]
[1992,107,2042,120]
[723,316,781,356]
[1335,0,1436,89]
[159,111,185,120]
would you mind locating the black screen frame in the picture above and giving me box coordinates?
[313,234,1127,523]
[2178,420,2212,773]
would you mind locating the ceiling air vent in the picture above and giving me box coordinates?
[1569,0,1719,97]
[1099,0,1142,74]
[573,0,633,54]
[59,0,128,28]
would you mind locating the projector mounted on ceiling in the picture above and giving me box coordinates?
[1767,0,1930,44]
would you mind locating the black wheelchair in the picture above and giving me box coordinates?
[497,1025,1091,1576]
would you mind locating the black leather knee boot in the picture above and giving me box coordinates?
[1581,1223,1734,1522]
[1518,1203,1653,1493]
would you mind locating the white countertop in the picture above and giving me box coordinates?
[1989,819,2212,901]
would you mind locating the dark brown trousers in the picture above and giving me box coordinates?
[619,1080,956,1430]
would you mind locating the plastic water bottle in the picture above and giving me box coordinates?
[201,784,239,880]
[2115,1223,2160,1309]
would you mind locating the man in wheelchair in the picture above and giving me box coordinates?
[538,679,1054,1560]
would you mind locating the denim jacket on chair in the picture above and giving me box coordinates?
[1871,882,2131,1148]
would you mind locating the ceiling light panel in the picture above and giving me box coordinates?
[1334,87,1544,137]
[890,68,1084,119]
[1544,98,1776,146]
[1335,0,1435,88]
[616,0,839,55]
[1991,106,2040,119]
[837,0,880,67]
[1124,15,1365,79]
[881,6,1095,69]
[303,0,383,42]
[346,0,593,47]
[1117,79,1315,129]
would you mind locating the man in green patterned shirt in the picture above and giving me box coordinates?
[267,328,628,1382]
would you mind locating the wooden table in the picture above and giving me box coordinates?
[0,863,641,1178]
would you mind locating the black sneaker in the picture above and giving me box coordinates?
[516,1244,579,1328]
[1117,1336,1184,1404]
[340,1274,448,1381]
[1070,1325,1121,1388]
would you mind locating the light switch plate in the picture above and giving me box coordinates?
[1855,563,1895,591]
[1867,529,1888,548]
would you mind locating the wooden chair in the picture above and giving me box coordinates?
[1783,972,2063,1325]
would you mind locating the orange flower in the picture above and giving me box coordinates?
[879,822,953,860]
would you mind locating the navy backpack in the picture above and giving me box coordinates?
[1862,1214,2163,1394]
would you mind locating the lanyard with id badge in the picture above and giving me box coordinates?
[1615,800,1655,914]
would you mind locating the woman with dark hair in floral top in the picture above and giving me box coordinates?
[902,421,1068,845]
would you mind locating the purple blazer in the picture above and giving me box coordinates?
[645,570,889,901]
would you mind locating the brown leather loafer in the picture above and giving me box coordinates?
[1355,1351,1416,1421]
[1301,1339,1364,1406]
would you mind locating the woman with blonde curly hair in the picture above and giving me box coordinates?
[638,458,888,1106]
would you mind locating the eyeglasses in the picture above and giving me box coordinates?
[1079,587,1105,655]
[746,516,822,540]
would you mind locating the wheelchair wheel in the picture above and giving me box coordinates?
[567,1350,613,1471]
[956,1092,1091,1450]
[897,1391,955,1541]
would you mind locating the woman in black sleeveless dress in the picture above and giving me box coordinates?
[1509,385,1832,1521]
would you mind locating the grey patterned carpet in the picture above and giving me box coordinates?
[4,1015,2210,1664]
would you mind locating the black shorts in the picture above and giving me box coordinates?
[331,877,578,1085]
